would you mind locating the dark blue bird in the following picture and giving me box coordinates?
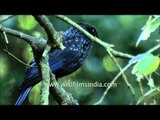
[15,23,98,105]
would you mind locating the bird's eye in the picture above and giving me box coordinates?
[90,28,98,37]
[91,29,95,33]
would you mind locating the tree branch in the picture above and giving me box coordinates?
[54,15,133,59]
[0,15,14,23]
[3,49,37,68]
[33,15,65,50]
[2,15,150,105]
[50,73,79,105]
[1,15,78,105]
[55,15,136,104]
[107,49,135,104]
[94,43,160,105]
[34,15,56,41]
[33,15,76,105]
[0,25,47,52]
[39,45,51,105]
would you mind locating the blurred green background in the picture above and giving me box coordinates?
[0,15,159,105]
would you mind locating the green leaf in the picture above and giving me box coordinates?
[29,82,41,105]
[136,16,160,46]
[32,31,41,38]
[18,15,37,30]
[136,86,160,105]
[131,54,160,80]
[147,77,155,88]
[22,44,33,62]
[103,56,118,72]
[149,17,160,32]
[0,55,9,79]
[129,53,148,64]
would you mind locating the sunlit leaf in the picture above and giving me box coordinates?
[2,16,16,27]
[149,17,160,32]
[129,53,148,64]
[132,54,160,80]
[137,26,150,45]
[70,68,82,77]
[18,15,37,30]
[29,82,41,105]
[103,56,118,72]
[22,45,33,63]
[136,86,160,105]
[136,16,160,46]
[118,16,134,28]
[32,31,41,38]
[0,55,9,79]
[147,77,155,88]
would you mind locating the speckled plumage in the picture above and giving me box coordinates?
[15,23,98,105]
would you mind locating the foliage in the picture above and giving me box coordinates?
[136,16,160,46]
[0,15,160,105]
[131,54,159,80]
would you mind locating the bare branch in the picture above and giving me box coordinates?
[33,15,65,50]
[0,15,14,23]
[138,80,144,96]
[0,25,47,52]
[50,73,79,105]
[33,15,71,105]
[39,45,51,105]
[33,15,56,41]
[111,49,133,59]
[55,15,133,59]
[94,43,160,105]
[1,16,78,105]
[107,49,135,104]
[55,15,136,105]
[3,49,37,68]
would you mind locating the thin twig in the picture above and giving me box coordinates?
[0,25,47,51]
[3,49,37,68]
[94,51,135,105]
[55,15,136,105]
[107,49,135,103]
[1,15,78,105]
[138,80,144,96]
[94,68,125,105]
[94,43,160,105]
[111,49,133,59]
[3,31,9,44]
[0,26,37,44]
[55,15,113,48]
[0,15,14,23]
[146,43,160,54]
[54,15,133,60]
[154,71,160,76]
[33,15,72,105]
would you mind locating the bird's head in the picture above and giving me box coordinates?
[77,22,98,38]
[62,22,98,48]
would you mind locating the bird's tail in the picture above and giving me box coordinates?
[15,86,32,105]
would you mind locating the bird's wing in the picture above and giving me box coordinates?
[50,48,82,78]
[19,49,65,90]
[19,48,79,91]
[15,86,32,105]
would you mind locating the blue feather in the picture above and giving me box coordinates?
[15,87,32,105]
[15,23,97,105]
